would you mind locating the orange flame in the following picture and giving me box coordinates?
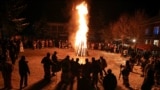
[75,1,88,57]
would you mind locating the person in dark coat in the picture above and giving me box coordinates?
[103,69,117,90]
[91,57,101,89]
[56,55,71,90]
[51,51,60,76]
[119,60,131,88]
[18,56,30,89]
[141,59,155,90]
[8,40,17,64]
[41,52,52,81]
[0,57,13,90]
[77,58,92,90]
[70,58,81,90]
[99,56,107,78]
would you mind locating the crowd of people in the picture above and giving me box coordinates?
[0,54,30,90]
[119,50,160,90]
[0,38,160,90]
[39,50,160,90]
[0,38,30,90]
[41,51,111,90]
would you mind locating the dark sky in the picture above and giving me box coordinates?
[90,0,160,24]
[21,0,160,24]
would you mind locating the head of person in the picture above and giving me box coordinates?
[65,55,70,60]
[85,58,89,63]
[21,56,25,61]
[100,56,103,59]
[47,52,50,57]
[92,57,96,62]
[107,69,112,74]
[76,58,79,62]
[54,51,57,55]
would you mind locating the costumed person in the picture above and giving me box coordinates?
[20,40,24,52]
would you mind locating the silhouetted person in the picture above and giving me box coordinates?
[91,57,101,90]
[103,69,117,90]
[77,76,92,90]
[121,60,131,88]
[82,58,92,80]
[76,58,93,90]
[141,57,148,77]
[141,59,155,90]
[19,56,30,89]
[41,52,52,81]
[0,58,13,89]
[9,40,17,64]
[99,56,107,78]
[56,55,71,90]
[75,58,93,90]
[70,58,80,90]
[154,58,160,85]
[129,57,135,72]
[51,51,60,76]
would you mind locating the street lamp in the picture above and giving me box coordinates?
[132,39,136,43]
[132,39,137,51]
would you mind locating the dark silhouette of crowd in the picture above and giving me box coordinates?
[40,51,112,90]
[0,38,21,89]
[118,49,160,90]
[0,38,20,64]
[1,38,160,90]
[0,57,13,90]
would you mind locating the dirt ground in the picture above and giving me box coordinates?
[0,48,145,90]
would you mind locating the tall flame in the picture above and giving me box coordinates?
[75,1,88,57]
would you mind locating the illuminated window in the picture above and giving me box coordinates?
[154,40,159,46]
[153,26,159,35]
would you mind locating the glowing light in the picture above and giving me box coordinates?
[132,39,136,43]
[75,1,88,57]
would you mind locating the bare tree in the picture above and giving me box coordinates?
[129,10,147,42]
[112,13,130,40]
[111,10,147,43]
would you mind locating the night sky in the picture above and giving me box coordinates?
[90,0,160,25]
[1,0,160,24]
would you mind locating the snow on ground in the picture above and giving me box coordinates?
[0,48,144,90]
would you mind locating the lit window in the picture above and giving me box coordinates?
[154,40,159,46]
[153,26,159,35]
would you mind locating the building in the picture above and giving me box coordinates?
[47,22,69,40]
[144,15,160,47]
